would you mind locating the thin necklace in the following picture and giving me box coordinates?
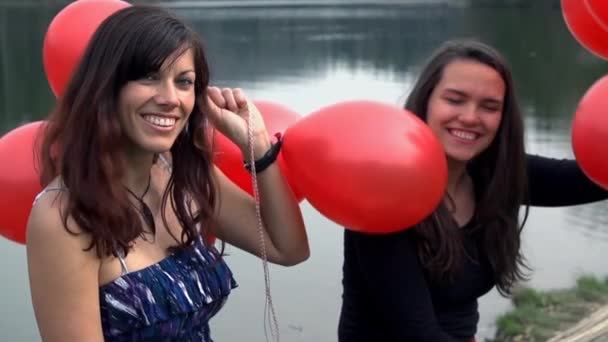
[125,173,155,232]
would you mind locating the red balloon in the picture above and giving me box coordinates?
[572,75,608,190]
[562,0,608,60]
[282,100,447,234]
[43,0,131,97]
[213,100,304,201]
[0,122,46,244]
[204,232,217,246]
[586,0,608,31]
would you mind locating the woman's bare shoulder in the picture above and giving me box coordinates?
[26,179,103,341]
[27,177,93,254]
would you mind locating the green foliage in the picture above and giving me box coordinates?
[494,275,608,341]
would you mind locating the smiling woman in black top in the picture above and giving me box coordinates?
[338,40,608,342]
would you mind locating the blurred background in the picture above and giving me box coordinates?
[1,0,607,341]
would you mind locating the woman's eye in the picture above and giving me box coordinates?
[177,78,194,87]
[482,106,500,112]
[480,102,502,112]
[445,97,463,104]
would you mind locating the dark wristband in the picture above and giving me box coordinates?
[244,132,283,173]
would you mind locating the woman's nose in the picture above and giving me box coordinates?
[154,82,179,107]
[458,105,481,125]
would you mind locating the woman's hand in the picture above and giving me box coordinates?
[205,86,271,158]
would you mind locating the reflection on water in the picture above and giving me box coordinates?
[233,65,412,114]
[525,115,608,244]
[1,4,607,341]
[565,203,608,241]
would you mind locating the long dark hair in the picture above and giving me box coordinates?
[405,39,529,296]
[38,6,216,257]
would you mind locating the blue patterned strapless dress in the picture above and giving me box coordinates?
[99,236,237,341]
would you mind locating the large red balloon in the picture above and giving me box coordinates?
[282,100,447,234]
[0,122,45,244]
[586,0,608,31]
[213,100,304,201]
[562,0,608,60]
[572,75,608,190]
[43,0,131,97]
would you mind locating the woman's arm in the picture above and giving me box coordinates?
[26,192,104,341]
[204,86,309,266]
[526,154,608,206]
[340,229,458,341]
[210,163,309,266]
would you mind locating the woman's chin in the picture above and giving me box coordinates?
[445,151,477,165]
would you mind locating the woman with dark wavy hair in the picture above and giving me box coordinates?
[26,5,309,341]
[338,40,608,341]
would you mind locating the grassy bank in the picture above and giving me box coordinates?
[494,276,608,341]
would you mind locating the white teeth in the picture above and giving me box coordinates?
[450,129,477,141]
[143,115,176,127]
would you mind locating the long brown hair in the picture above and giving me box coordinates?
[405,39,530,296]
[38,6,216,257]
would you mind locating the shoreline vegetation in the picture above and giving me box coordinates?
[493,275,608,341]
[1,0,561,9]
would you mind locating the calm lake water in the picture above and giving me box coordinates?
[1,3,607,341]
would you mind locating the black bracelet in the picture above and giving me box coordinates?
[244,133,283,173]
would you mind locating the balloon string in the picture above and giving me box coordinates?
[247,107,280,342]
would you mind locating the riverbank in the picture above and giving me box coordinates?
[155,0,463,9]
[1,0,560,9]
[493,276,608,341]
[0,0,456,8]
[155,0,561,9]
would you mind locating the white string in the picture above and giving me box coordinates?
[247,106,280,342]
